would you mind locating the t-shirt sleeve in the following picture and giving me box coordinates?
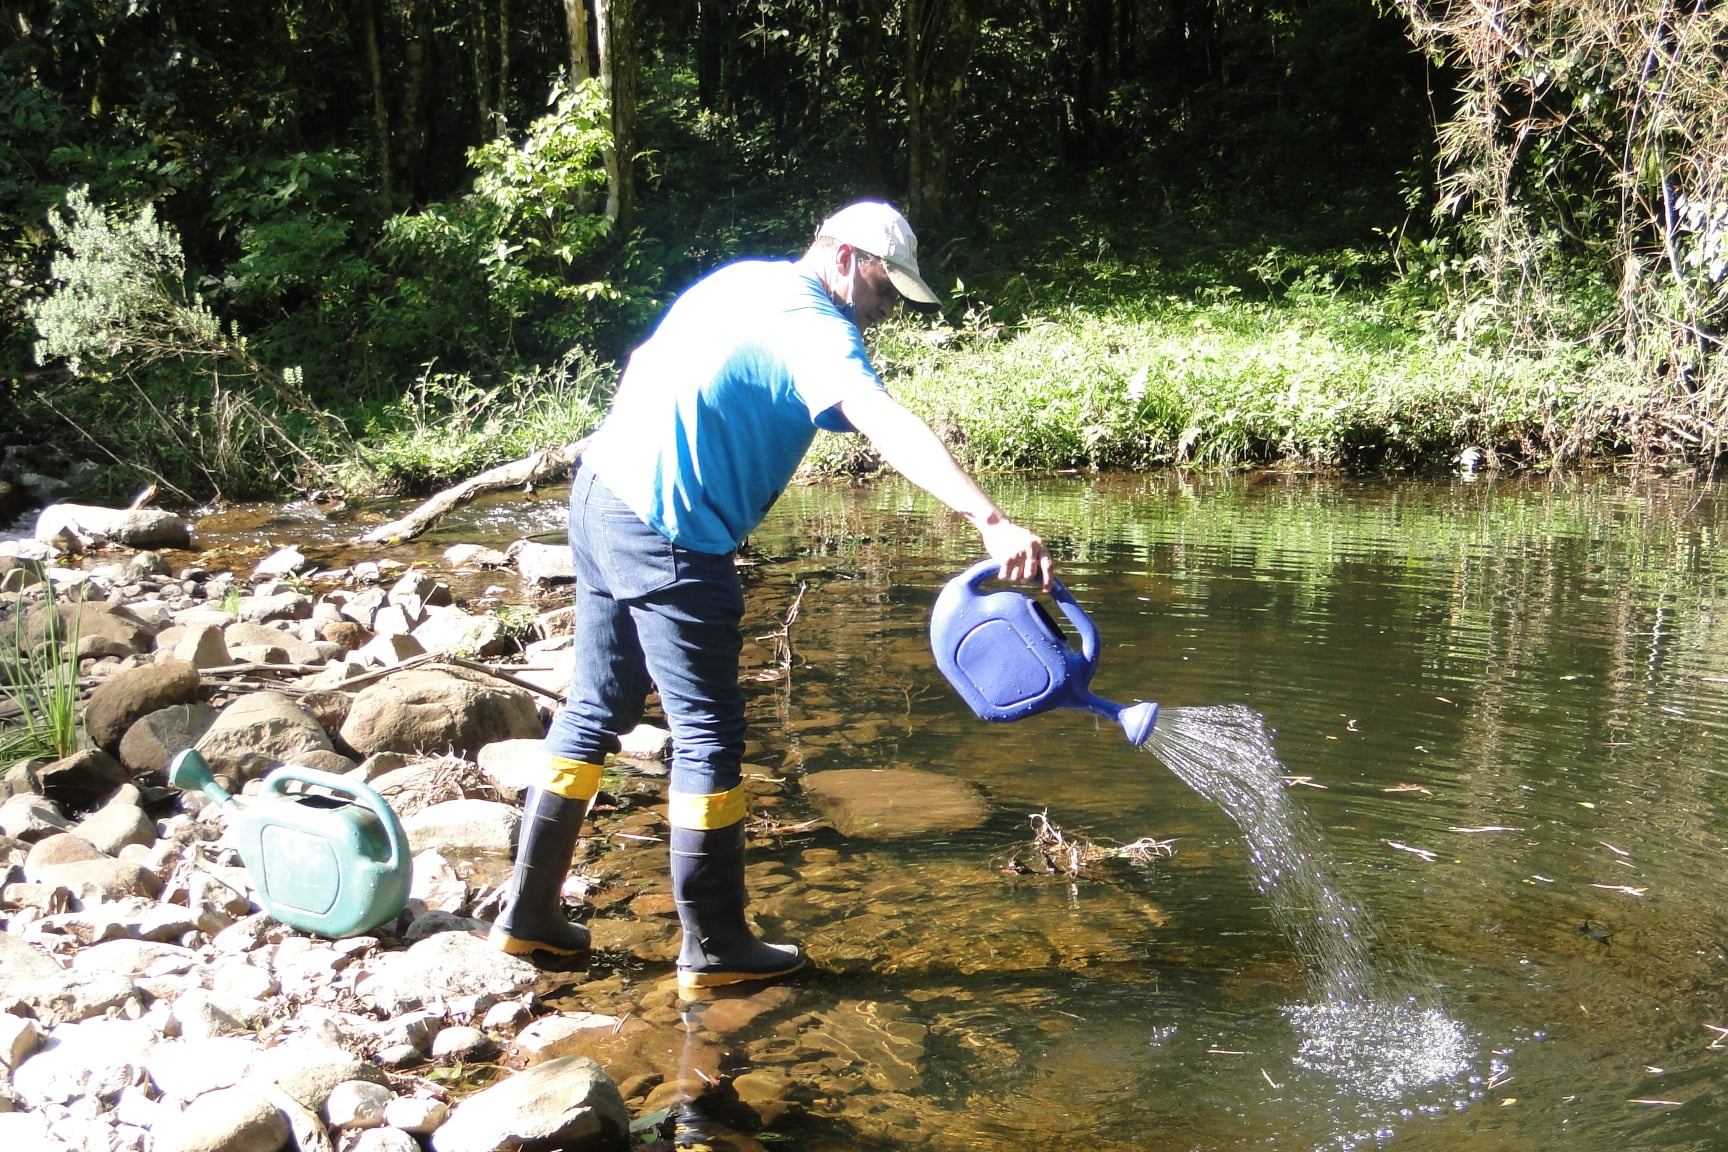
[781,304,884,435]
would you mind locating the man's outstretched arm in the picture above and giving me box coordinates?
[838,388,1052,589]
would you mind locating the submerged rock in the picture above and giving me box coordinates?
[802,768,990,838]
[430,1055,629,1152]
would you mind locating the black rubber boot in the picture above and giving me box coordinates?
[671,821,804,990]
[489,787,592,962]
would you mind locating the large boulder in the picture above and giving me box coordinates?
[356,930,541,1017]
[431,1056,628,1152]
[36,748,131,813]
[119,703,218,776]
[33,503,193,551]
[340,667,541,759]
[85,660,203,751]
[195,692,334,782]
[23,600,156,660]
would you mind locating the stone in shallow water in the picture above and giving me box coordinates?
[801,768,989,839]
[430,1055,628,1152]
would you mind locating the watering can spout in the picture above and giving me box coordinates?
[1118,701,1159,746]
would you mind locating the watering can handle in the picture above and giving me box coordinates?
[260,766,410,872]
[957,558,1101,677]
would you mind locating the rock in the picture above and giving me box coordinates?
[0,1012,43,1069]
[35,748,131,813]
[156,1083,288,1152]
[473,739,539,799]
[0,792,72,841]
[9,1016,156,1106]
[195,692,334,782]
[146,1037,266,1102]
[30,856,164,902]
[24,599,156,659]
[404,799,520,856]
[507,541,576,590]
[411,608,509,659]
[443,545,509,569]
[0,933,62,991]
[340,668,541,760]
[0,1112,52,1145]
[617,724,671,761]
[253,547,309,580]
[356,931,541,1017]
[72,796,157,855]
[289,749,358,775]
[502,1013,623,1069]
[86,661,204,752]
[252,1040,389,1112]
[349,1128,421,1152]
[430,1056,628,1152]
[23,831,104,876]
[323,1078,391,1129]
[429,1024,490,1062]
[222,622,295,650]
[70,939,201,978]
[118,703,218,776]
[7,969,142,1026]
[802,768,991,838]
[320,621,370,651]
[236,592,313,624]
[385,1095,450,1133]
[164,624,232,670]
[33,504,193,550]
[355,632,426,667]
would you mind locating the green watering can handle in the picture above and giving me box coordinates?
[260,766,411,872]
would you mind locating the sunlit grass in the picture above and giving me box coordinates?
[810,288,1636,476]
[1,587,83,764]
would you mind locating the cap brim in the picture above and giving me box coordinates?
[886,264,942,310]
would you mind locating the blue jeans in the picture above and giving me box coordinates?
[543,464,746,797]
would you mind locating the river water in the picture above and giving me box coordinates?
[200,470,1728,1148]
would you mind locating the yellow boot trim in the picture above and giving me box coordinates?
[531,757,603,801]
[667,785,750,831]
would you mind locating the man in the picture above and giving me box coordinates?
[490,201,1052,990]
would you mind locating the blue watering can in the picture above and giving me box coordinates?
[930,559,1158,746]
[170,749,411,938]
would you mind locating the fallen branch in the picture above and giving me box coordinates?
[355,438,589,546]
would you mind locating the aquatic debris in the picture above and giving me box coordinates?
[1383,783,1432,794]
[1386,841,1438,862]
[1703,1024,1728,1049]
[1590,884,1648,896]
[999,810,1175,878]
[1448,825,1521,833]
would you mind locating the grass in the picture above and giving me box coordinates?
[807,276,1642,478]
[1,587,84,764]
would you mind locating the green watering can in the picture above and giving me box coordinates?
[170,749,411,938]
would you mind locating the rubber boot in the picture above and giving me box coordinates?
[671,819,804,990]
[489,786,593,961]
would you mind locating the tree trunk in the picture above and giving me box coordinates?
[595,0,636,232]
[563,0,592,82]
[496,0,510,127]
[903,0,980,229]
[696,0,722,110]
[362,0,391,193]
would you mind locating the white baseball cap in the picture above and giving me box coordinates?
[815,201,942,308]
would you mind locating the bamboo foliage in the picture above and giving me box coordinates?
[1395,0,1728,454]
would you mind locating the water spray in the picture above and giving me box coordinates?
[929,559,1158,745]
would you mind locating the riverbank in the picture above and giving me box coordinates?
[0,528,1060,1151]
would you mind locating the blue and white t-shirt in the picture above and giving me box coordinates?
[581,259,884,554]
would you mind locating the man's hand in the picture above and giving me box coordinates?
[979,516,1052,591]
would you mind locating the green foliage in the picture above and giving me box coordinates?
[1,587,83,765]
[379,81,634,369]
[815,281,1629,477]
[354,348,613,492]
[23,186,367,500]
